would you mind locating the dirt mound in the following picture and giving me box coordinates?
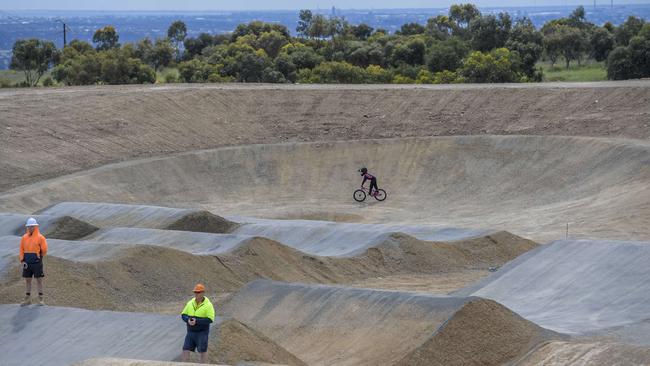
[42,216,99,240]
[0,213,96,238]
[220,231,534,286]
[210,318,307,366]
[394,298,557,366]
[0,232,535,310]
[0,246,240,310]
[370,231,538,272]
[166,211,238,233]
[35,202,237,233]
[0,237,366,309]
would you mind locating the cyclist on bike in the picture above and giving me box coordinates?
[358,167,379,197]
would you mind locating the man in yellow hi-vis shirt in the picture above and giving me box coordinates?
[181,283,215,363]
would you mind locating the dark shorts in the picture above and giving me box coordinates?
[183,330,209,353]
[22,261,44,278]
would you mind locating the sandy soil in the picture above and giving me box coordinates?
[1,82,649,192]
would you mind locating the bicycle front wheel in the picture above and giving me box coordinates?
[374,189,387,201]
[353,189,367,202]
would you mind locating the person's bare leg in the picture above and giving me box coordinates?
[36,278,44,305]
[181,350,190,362]
[199,352,208,363]
[21,278,32,306]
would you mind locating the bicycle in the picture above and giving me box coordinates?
[353,186,387,202]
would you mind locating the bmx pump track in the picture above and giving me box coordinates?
[0,82,649,365]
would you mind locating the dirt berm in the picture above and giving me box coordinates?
[2,136,647,242]
[457,239,650,337]
[222,280,557,366]
[0,232,534,310]
[1,82,649,192]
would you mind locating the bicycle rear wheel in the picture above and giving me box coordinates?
[353,189,367,202]
[374,189,387,201]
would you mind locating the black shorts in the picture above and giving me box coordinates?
[22,261,44,278]
[183,330,209,353]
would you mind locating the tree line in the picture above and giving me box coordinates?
[7,4,650,86]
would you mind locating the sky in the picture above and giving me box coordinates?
[2,0,648,11]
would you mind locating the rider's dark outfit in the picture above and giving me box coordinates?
[361,172,378,195]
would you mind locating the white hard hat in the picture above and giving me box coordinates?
[25,217,39,227]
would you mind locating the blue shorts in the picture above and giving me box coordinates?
[22,261,44,278]
[183,330,209,353]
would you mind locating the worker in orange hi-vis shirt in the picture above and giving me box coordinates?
[19,217,48,306]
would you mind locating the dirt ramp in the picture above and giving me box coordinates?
[211,319,306,366]
[223,280,555,366]
[1,229,536,309]
[0,304,188,366]
[0,243,244,309]
[0,237,370,309]
[460,239,650,337]
[371,231,537,272]
[37,202,237,233]
[394,298,555,366]
[230,217,491,257]
[223,280,498,365]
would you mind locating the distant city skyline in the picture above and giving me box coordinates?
[2,0,648,11]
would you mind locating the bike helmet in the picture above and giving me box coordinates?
[359,167,368,174]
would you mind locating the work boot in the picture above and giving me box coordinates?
[20,294,31,306]
[37,294,45,306]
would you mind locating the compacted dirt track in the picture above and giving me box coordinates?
[1,82,649,192]
[1,136,647,242]
[1,82,649,365]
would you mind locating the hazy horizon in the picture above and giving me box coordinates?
[2,0,648,12]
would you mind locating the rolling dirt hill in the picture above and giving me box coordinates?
[0,231,534,310]
[1,82,649,192]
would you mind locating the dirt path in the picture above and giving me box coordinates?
[1,82,649,192]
